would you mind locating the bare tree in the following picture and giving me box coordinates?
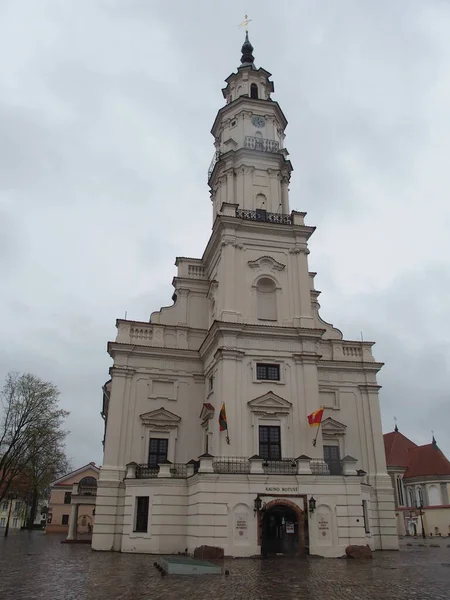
[0,372,70,514]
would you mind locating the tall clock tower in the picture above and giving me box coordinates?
[93,31,398,559]
[209,33,293,219]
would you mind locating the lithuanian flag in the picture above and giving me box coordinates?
[219,403,228,432]
[307,408,324,427]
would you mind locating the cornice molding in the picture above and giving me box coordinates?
[213,347,246,361]
[247,255,286,272]
[140,407,181,430]
[108,342,202,362]
[318,360,384,372]
[358,384,382,392]
[109,366,136,378]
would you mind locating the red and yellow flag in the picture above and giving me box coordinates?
[307,408,324,427]
[219,403,228,432]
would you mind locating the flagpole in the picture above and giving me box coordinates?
[312,420,322,447]
[312,408,324,447]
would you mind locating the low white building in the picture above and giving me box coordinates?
[92,33,398,558]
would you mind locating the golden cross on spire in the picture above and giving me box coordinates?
[238,14,252,32]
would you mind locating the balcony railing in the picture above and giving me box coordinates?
[130,457,343,478]
[213,457,250,474]
[244,136,280,153]
[236,208,293,225]
[212,457,300,475]
[135,464,187,479]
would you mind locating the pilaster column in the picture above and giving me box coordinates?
[280,173,290,214]
[243,167,254,210]
[359,384,388,481]
[268,170,281,212]
[103,367,135,469]
[215,348,245,456]
[289,246,314,328]
[226,169,234,204]
[293,353,323,458]
[218,238,239,321]
[67,503,78,541]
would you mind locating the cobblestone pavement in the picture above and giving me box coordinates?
[1,532,450,600]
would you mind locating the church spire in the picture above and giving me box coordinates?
[240,31,255,67]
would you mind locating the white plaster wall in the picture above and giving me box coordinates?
[103,475,391,558]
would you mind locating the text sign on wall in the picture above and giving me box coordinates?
[264,486,299,493]
[317,512,331,543]
[234,513,248,540]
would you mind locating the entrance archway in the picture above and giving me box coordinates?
[260,499,307,556]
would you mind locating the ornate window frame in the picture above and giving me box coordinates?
[247,391,293,457]
[139,407,181,464]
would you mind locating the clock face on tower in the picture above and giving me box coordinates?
[251,116,265,128]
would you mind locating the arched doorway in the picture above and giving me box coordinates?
[260,499,307,556]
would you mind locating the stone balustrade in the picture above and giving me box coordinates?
[124,455,365,479]
[115,320,204,350]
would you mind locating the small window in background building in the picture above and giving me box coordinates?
[12,518,18,528]
[62,514,69,525]
[256,363,280,381]
[135,497,149,532]
[64,492,72,504]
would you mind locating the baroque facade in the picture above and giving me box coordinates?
[92,34,398,558]
[384,428,450,537]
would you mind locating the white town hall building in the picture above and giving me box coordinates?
[92,33,398,558]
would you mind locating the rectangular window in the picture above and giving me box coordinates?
[1,502,8,511]
[12,518,18,528]
[323,445,342,475]
[362,500,370,533]
[14,501,20,509]
[64,492,72,504]
[259,425,281,460]
[135,496,149,533]
[62,514,69,525]
[148,438,168,467]
[256,363,280,381]
[0,518,5,527]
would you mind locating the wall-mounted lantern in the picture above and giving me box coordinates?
[308,496,316,515]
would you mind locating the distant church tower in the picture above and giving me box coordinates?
[92,32,399,558]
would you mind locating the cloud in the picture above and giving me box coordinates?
[0,0,449,466]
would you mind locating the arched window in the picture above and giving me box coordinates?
[250,83,258,99]
[255,193,266,209]
[257,277,277,321]
[428,485,441,506]
[396,476,404,506]
[408,487,415,507]
[416,486,424,506]
[78,476,97,496]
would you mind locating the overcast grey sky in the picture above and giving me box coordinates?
[1,0,449,467]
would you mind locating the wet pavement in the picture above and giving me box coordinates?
[0,531,449,600]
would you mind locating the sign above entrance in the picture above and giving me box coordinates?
[264,485,299,493]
